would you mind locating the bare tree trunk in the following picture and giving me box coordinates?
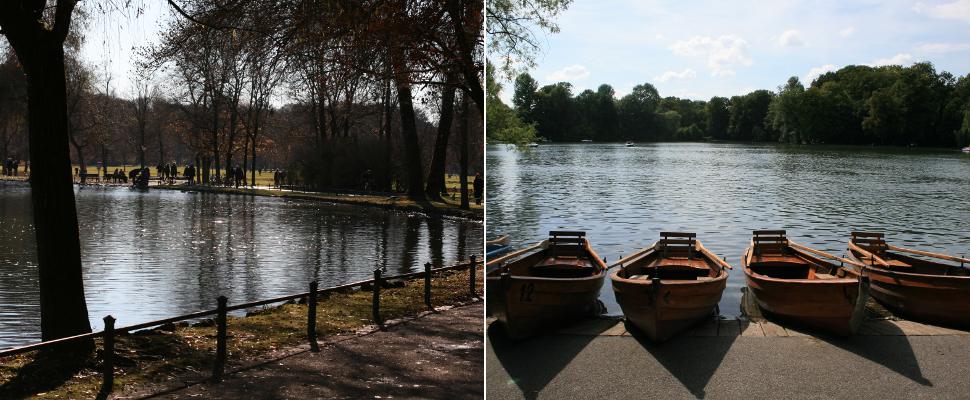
[381,78,393,192]
[6,22,94,349]
[425,80,456,201]
[459,92,470,209]
[390,49,425,201]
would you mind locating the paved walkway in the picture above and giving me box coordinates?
[132,303,483,400]
[487,317,970,399]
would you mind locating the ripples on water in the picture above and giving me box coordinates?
[486,142,970,317]
[0,185,481,348]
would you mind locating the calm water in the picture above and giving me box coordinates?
[486,142,970,317]
[0,184,481,349]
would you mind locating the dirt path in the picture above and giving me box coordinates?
[130,303,483,400]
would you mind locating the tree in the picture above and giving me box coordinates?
[512,72,539,121]
[486,65,536,145]
[706,96,730,140]
[617,83,660,141]
[486,0,572,78]
[0,0,93,351]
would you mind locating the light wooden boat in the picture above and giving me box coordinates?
[743,230,869,336]
[610,232,731,342]
[847,231,970,328]
[486,235,512,260]
[485,231,606,339]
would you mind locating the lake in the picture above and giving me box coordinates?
[486,142,970,317]
[0,184,481,349]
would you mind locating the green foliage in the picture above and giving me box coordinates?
[706,96,730,140]
[486,0,573,79]
[486,62,537,145]
[502,62,970,147]
[618,83,660,140]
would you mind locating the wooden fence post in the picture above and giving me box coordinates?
[213,295,228,382]
[469,255,478,297]
[100,315,115,397]
[308,281,320,352]
[373,269,383,326]
[424,262,433,311]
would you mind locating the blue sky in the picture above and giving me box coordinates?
[500,0,970,102]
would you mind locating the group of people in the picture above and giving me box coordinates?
[273,169,288,188]
[156,163,180,184]
[229,166,246,188]
[1,158,23,177]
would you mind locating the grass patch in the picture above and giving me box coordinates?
[0,267,481,399]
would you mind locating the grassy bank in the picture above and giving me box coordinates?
[67,165,477,194]
[0,172,482,220]
[0,267,482,399]
[157,184,482,220]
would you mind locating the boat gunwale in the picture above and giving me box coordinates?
[610,239,730,286]
[485,237,607,283]
[847,243,970,281]
[742,244,858,285]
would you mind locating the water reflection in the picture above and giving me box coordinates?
[486,143,970,317]
[0,184,482,348]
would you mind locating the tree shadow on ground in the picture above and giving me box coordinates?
[0,349,94,399]
[625,318,737,399]
[487,318,610,400]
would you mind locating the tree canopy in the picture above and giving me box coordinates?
[504,62,970,147]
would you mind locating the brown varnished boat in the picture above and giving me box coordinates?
[847,231,970,328]
[610,232,731,342]
[485,231,606,339]
[743,230,869,336]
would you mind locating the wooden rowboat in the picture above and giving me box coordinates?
[610,232,731,342]
[486,235,512,260]
[743,230,868,336]
[847,232,970,328]
[485,231,606,339]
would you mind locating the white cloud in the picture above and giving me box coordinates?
[871,53,915,66]
[803,64,837,84]
[914,0,970,22]
[654,69,697,82]
[669,35,752,77]
[839,26,855,37]
[778,30,804,47]
[546,65,590,82]
[918,42,970,53]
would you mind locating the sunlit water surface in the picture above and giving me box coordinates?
[486,142,970,317]
[0,184,481,348]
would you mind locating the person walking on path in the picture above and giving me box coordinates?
[473,173,483,205]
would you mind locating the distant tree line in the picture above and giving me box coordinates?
[491,62,970,148]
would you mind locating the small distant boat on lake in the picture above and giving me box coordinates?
[611,232,731,342]
[486,231,606,339]
[625,141,635,147]
[581,139,593,143]
[743,230,868,336]
[526,142,539,148]
[486,235,512,260]
[846,232,970,328]
[962,146,970,153]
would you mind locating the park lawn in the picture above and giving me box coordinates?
[0,267,481,399]
[71,165,476,193]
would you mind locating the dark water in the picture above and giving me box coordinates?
[486,142,970,317]
[0,184,481,349]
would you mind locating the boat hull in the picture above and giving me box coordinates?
[486,273,604,339]
[612,275,726,341]
[848,253,970,328]
[745,271,867,336]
